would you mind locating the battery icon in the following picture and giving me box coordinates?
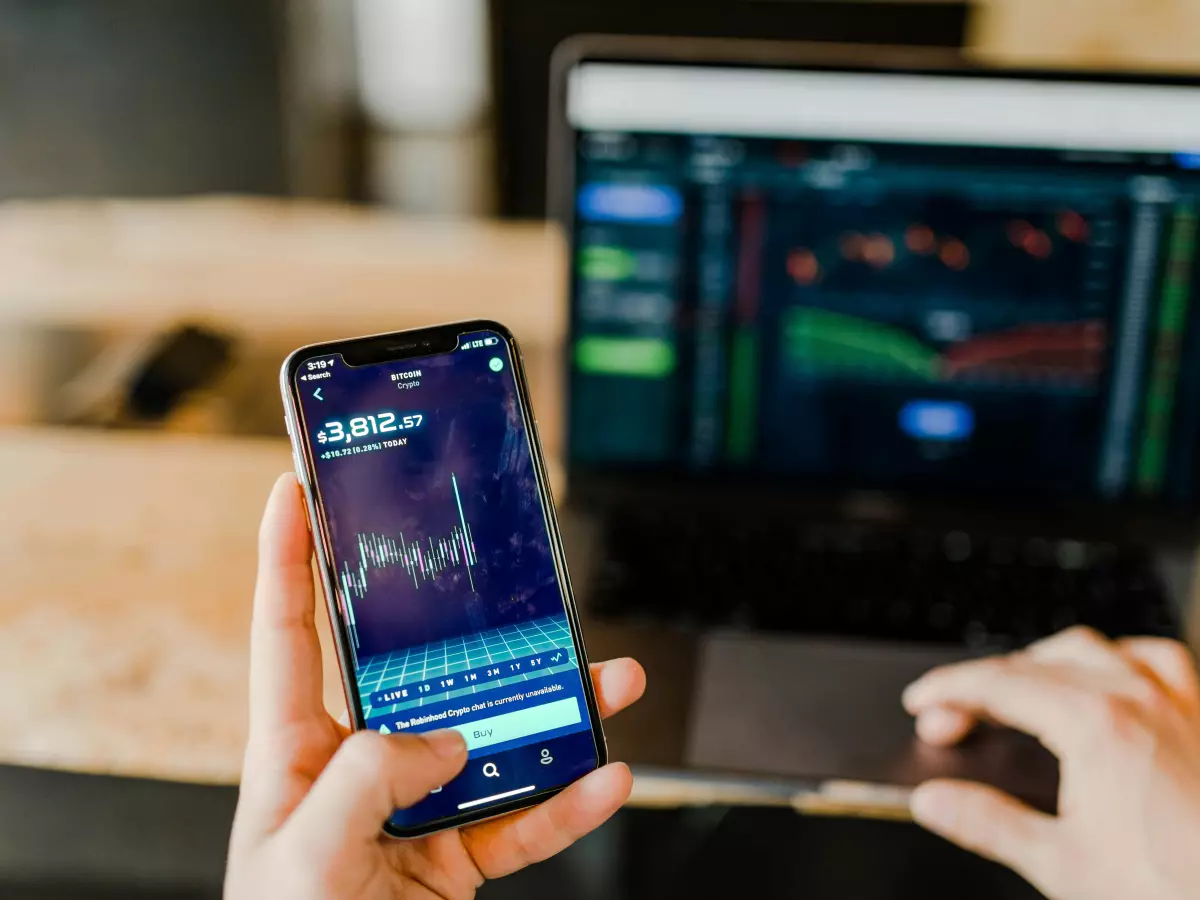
[484,337,499,346]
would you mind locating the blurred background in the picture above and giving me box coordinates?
[0,1,1198,898]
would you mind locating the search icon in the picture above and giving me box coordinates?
[482,763,500,778]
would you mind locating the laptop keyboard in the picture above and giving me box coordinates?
[586,514,1180,649]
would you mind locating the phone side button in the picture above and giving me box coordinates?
[296,478,315,536]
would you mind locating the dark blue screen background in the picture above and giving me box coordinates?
[298,332,565,658]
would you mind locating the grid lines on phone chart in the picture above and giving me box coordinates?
[339,473,477,648]
[358,614,577,717]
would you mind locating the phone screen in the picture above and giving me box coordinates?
[291,327,601,832]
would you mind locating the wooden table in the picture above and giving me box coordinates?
[0,428,295,783]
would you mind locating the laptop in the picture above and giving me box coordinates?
[547,37,1200,814]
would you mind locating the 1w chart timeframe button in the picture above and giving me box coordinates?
[443,697,582,752]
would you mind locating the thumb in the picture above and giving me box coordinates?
[282,728,467,854]
[911,779,1060,890]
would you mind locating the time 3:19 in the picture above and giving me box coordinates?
[317,412,423,445]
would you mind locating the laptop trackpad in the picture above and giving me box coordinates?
[685,634,1059,813]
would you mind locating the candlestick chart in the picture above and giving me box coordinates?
[338,473,479,648]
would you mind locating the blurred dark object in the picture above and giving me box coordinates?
[591,517,1179,648]
[127,326,233,422]
[488,0,969,218]
[59,325,234,427]
[0,765,234,899]
[0,0,287,199]
[649,807,1044,900]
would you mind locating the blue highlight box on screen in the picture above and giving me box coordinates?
[577,183,683,225]
[899,400,975,442]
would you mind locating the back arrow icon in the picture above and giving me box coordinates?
[313,388,323,401]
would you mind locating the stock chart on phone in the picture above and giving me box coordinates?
[294,334,597,814]
[337,472,481,646]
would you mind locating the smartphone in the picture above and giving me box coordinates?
[280,320,607,837]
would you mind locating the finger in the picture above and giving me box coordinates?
[902,656,1092,755]
[590,658,646,719]
[1024,627,1174,713]
[911,780,1059,894]
[1026,625,1132,674]
[283,729,468,856]
[1117,638,1200,711]
[914,706,976,746]
[461,762,633,879]
[249,474,326,740]
[1022,626,1152,701]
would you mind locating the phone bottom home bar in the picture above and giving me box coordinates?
[281,320,607,837]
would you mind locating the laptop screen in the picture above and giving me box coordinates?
[562,62,1200,512]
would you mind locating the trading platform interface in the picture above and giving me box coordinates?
[295,331,597,829]
[566,66,1200,511]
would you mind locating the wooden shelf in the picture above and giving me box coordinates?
[0,197,567,347]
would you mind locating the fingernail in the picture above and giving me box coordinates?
[914,707,957,742]
[577,762,633,811]
[423,728,466,759]
[910,783,954,831]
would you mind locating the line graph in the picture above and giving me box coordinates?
[783,307,1108,387]
[942,320,1106,379]
[339,473,479,648]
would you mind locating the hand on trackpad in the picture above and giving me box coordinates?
[685,632,1057,807]
[902,627,1200,900]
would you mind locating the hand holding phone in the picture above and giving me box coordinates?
[274,321,631,838]
[225,474,645,899]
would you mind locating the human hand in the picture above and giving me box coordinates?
[903,626,1200,900]
[224,474,647,900]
